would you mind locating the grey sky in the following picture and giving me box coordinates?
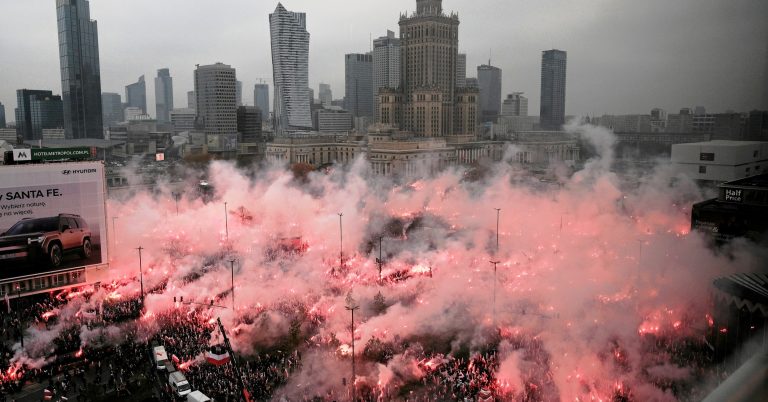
[1,0,767,122]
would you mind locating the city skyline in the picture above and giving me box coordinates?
[0,0,766,123]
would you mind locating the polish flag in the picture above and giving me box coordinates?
[206,345,230,366]
[478,388,494,402]
[43,388,54,400]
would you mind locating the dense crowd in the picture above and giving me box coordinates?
[0,287,747,402]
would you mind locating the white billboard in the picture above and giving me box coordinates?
[0,161,108,279]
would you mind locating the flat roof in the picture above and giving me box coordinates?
[24,139,126,149]
[674,140,767,147]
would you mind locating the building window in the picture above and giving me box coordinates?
[699,166,707,174]
[699,153,715,161]
[754,150,759,158]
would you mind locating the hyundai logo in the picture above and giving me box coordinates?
[62,170,71,175]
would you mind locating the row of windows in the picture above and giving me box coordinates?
[0,271,86,297]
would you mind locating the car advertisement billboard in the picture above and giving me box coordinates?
[0,161,107,280]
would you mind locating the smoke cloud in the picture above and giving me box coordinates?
[8,124,764,400]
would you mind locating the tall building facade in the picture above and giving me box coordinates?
[539,49,567,130]
[502,93,527,117]
[0,102,6,128]
[270,3,312,133]
[101,92,122,127]
[16,90,54,140]
[187,91,196,109]
[237,106,262,142]
[456,53,466,87]
[155,68,174,123]
[56,0,103,139]
[377,0,478,137]
[319,83,332,106]
[15,90,64,140]
[254,83,270,122]
[373,30,401,117]
[345,53,374,119]
[236,80,243,107]
[477,63,502,123]
[30,95,64,139]
[170,108,196,133]
[126,75,147,113]
[194,63,237,135]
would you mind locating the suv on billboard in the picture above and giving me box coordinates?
[0,214,92,268]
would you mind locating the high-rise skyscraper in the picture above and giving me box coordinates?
[373,30,401,118]
[501,93,528,117]
[16,90,54,140]
[56,0,103,139]
[15,90,64,140]
[319,83,332,107]
[126,75,147,114]
[0,102,6,128]
[540,49,567,130]
[477,63,502,123]
[236,80,243,107]
[155,68,174,123]
[378,0,477,137]
[254,83,270,122]
[345,53,374,119]
[187,91,196,109]
[237,106,262,143]
[456,53,467,88]
[763,41,768,109]
[101,92,123,127]
[30,95,64,139]
[270,3,312,133]
[194,63,237,135]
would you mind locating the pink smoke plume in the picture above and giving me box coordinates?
[8,124,763,401]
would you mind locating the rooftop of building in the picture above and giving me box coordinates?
[676,140,767,147]
[23,139,126,149]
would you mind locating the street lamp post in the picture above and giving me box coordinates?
[172,192,181,215]
[338,213,344,272]
[490,260,500,328]
[229,258,236,310]
[494,208,501,254]
[136,246,144,300]
[112,216,119,247]
[376,236,384,283]
[345,295,360,402]
[15,285,23,348]
[224,202,229,241]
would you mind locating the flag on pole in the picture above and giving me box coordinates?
[206,345,231,366]
[478,388,494,402]
[43,388,53,400]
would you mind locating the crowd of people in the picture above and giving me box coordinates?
[0,285,745,402]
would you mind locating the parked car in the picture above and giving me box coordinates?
[0,214,92,268]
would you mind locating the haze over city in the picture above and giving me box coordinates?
[1,0,767,117]
[1,0,768,401]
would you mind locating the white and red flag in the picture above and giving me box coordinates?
[206,344,230,366]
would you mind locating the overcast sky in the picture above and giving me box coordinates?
[1,0,767,121]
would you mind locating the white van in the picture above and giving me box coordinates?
[169,371,192,397]
[152,345,169,370]
[187,390,211,402]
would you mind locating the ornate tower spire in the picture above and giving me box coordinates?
[416,0,442,15]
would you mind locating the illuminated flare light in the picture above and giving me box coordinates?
[75,348,84,358]
[107,291,122,301]
[178,359,195,371]
[141,311,156,321]
[42,311,58,321]
[409,264,432,275]
[337,344,352,356]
